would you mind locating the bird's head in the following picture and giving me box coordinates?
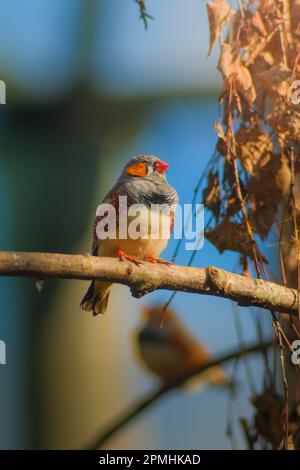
[138,306,178,344]
[141,305,179,330]
[117,154,177,207]
[122,155,169,181]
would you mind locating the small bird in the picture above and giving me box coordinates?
[135,305,230,389]
[80,155,178,315]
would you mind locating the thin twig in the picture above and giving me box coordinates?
[232,302,257,394]
[289,147,300,324]
[134,0,154,30]
[226,357,240,450]
[163,213,214,314]
[232,159,261,278]
[239,417,255,450]
[171,155,216,264]
[273,320,289,449]
[249,305,275,389]
[275,0,288,67]
[84,340,274,449]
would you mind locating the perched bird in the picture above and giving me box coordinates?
[135,305,230,389]
[80,155,178,315]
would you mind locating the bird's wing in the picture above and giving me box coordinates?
[170,210,175,234]
[91,191,120,255]
[169,326,211,363]
[91,189,134,255]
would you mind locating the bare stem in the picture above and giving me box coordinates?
[0,251,298,316]
[233,159,261,278]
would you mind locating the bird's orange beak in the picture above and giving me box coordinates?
[155,159,169,174]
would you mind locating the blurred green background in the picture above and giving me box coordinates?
[0,0,275,449]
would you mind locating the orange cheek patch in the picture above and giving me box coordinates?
[126,162,147,177]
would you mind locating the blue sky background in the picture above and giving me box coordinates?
[0,0,220,98]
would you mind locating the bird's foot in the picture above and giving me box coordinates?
[144,255,172,266]
[117,249,142,266]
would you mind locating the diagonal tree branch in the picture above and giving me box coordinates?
[84,339,274,449]
[0,251,298,316]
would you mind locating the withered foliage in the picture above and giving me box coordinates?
[203,0,300,451]
[205,219,267,261]
[244,391,300,449]
[204,0,300,265]
[251,391,284,449]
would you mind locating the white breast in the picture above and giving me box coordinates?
[99,205,171,259]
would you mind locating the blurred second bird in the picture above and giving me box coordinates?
[134,305,232,390]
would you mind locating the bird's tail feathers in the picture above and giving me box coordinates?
[206,366,237,391]
[183,366,235,393]
[80,281,112,315]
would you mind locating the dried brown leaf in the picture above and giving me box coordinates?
[256,64,300,141]
[257,63,292,98]
[214,121,226,140]
[218,43,256,104]
[249,204,278,239]
[206,219,266,261]
[203,171,221,217]
[215,121,228,157]
[252,392,283,449]
[218,42,239,78]
[248,154,291,237]
[291,0,300,36]
[249,54,273,117]
[235,125,273,175]
[206,0,233,54]
[251,10,268,37]
[223,161,236,187]
[268,101,300,142]
[236,65,257,104]
[279,0,292,44]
